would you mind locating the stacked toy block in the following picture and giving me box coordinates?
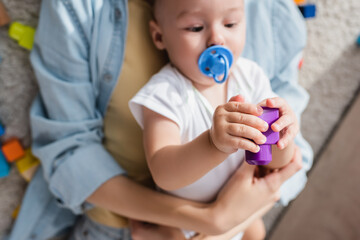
[293,0,316,19]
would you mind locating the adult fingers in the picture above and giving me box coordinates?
[232,160,257,182]
[263,146,302,193]
[129,220,143,240]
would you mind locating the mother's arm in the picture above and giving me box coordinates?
[125,147,302,239]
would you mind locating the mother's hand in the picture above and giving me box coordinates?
[211,146,302,233]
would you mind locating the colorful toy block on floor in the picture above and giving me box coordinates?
[357,34,360,47]
[1,138,25,162]
[0,1,11,27]
[12,205,20,219]
[15,148,40,182]
[293,0,306,5]
[9,22,35,50]
[0,122,4,137]
[298,58,304,70]
[299,4,316,19]
[0,151,10,178]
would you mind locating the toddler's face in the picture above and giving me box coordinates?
[151,0,245,87]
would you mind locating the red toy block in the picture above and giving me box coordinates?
[298,58,304,70]
[1,139,25,162]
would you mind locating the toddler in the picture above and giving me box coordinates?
[130,0,298,239]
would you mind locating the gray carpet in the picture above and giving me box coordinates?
[0,0,40,239]
[0,0,359,238]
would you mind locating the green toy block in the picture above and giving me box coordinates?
[9,22,35,50]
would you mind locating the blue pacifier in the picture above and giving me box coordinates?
[198,45,233,84]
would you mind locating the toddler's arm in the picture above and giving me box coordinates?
[142,98,267,191]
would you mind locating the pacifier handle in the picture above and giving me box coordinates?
[213,55,229,84]
[198,45,233,84]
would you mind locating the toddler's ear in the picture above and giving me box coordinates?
[149,20,165,50]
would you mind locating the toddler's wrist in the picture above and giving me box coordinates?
[208,128,233,155]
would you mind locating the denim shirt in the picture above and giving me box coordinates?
[8,0,313,239]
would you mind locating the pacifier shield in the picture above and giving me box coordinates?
[198,45,233,84]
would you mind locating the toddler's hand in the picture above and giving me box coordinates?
[210,95,269,154]
[259,97,299,150]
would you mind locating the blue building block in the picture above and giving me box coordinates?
[0,123,4,137]
[357,34,360,47]
[0,151,10,178]
[299,4,316,19]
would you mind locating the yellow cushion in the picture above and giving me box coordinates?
[86,0,167,228]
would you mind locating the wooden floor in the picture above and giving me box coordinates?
[269,92,360,240]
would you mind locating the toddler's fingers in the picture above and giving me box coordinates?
[227,123,266,145]
[226,112,268,132]
[257,99,267,107]
[277,124,299,149]
[224,102,263,116]
[227,135,260,153]
[271,114,294,132]
[265,97,287,111]
[229,94,245,103]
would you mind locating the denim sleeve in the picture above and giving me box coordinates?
[270,0,314,205]
[30,0,125,213]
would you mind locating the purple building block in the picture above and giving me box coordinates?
[0,151,10,178]
[246,107,279,165]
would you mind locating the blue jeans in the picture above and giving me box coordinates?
[68,215,132,240]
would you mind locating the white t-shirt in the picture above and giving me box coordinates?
[130,57,277,239]
[129,57,277,203]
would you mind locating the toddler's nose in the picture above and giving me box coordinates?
[207,30,225,47]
